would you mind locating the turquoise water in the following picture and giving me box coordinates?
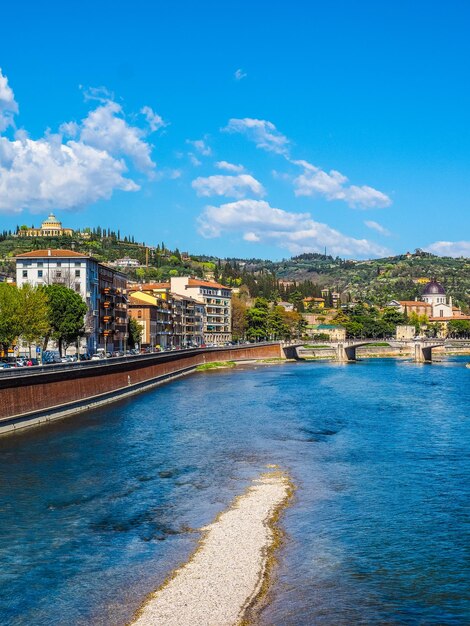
[0,359,469,625]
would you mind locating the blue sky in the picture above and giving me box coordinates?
[1,0,469,259]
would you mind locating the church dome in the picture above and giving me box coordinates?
[422,280,445,296]
[41,212,62,227]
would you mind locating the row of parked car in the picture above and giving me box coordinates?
[0,341,250,369]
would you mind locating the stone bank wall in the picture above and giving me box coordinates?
[0,343,283,435]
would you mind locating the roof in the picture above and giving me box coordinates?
[423,280,446,296]
[128,295,155,306]
[429,316,470,322]
[317,324,344,330]
[304,297,325,302]
[127,282,170,290]
[16,249,87,258]
[187,278,231,290]
[398,300,432,307]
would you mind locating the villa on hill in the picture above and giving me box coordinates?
[18,213,74,238]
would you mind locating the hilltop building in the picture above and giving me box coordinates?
[110,257,141,269]
[18,213,74,238]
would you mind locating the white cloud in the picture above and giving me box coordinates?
[186,138,211,156]
[0,135,138,213]
[223,118,290,155]
[243,232,260,242]
[364,220,391,236]
[189,153,202,167]
[292,159,391,209]
[0,70,157,214]
[215,160,244,173]
[78,100,156,172]
[234,68,247,81]
[197,199,390,258]
[81,85,115,103]
[0,68,18,132]
[424,241,470,258]
[222,118,391,209]
[192,174,265,199]
[140,105,167,132]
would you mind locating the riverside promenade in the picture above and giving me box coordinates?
[0,343,284,436]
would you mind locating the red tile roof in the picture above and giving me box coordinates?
[429,316,470,321]
[398,301,432,307]
[187,278,231,290]
[16,249,88,258]
[127,282,170,290]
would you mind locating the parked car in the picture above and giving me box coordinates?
[42,351,61,364]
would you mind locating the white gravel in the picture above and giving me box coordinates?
[131,471,290,626]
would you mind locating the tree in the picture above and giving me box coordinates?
[231,296,247,340]
[246,298,270,341]
[289,290,305,312]
[447,320,470,338]
[44,285,87,356]
[0,283,21,353]
[18,284,50,355]
[128,318,143,348]
[268,306,290,340]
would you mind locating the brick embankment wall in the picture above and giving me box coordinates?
[0,343,283,435]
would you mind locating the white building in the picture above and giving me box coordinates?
[170,277,232,345]
[422,280,453,317]
[110,256,140,268]
[16,249,100,353]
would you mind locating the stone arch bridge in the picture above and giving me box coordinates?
[282,339,451,363]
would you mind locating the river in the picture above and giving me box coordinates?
[0,359,469,625]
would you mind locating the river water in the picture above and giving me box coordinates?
[0,359,469,625]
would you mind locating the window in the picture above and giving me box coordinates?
[138,310,142,319]
[56,262,61,267]
[75,262,81,267]
[440,310,444,317]
[37,262,43,267]
[75,283,81,292]
[22,270,27,278]
[38,270,43,278]
[56,271,62,278]
[75,269,80,277]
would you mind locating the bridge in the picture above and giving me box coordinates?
[282,338,461,363]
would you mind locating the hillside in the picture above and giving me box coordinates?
[0,232,468,309]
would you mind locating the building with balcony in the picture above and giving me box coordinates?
[127,289,173,349]
[98,265,128,352]
[16,249,128,354]
[128,283,205,348]
[170,277,231,345]
[16,249,100,353]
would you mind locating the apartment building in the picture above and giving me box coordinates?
[170,277,231,345]
[16,249,128,354]
[127,289,173,349]
[98,264,128,352]
[16,249,100,353]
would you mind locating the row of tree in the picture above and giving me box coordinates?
[0,283,87,356]
[232,297,306,341]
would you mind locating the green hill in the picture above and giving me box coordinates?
[1,232,468,309]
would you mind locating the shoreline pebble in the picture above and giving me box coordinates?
[131,470,291,626]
